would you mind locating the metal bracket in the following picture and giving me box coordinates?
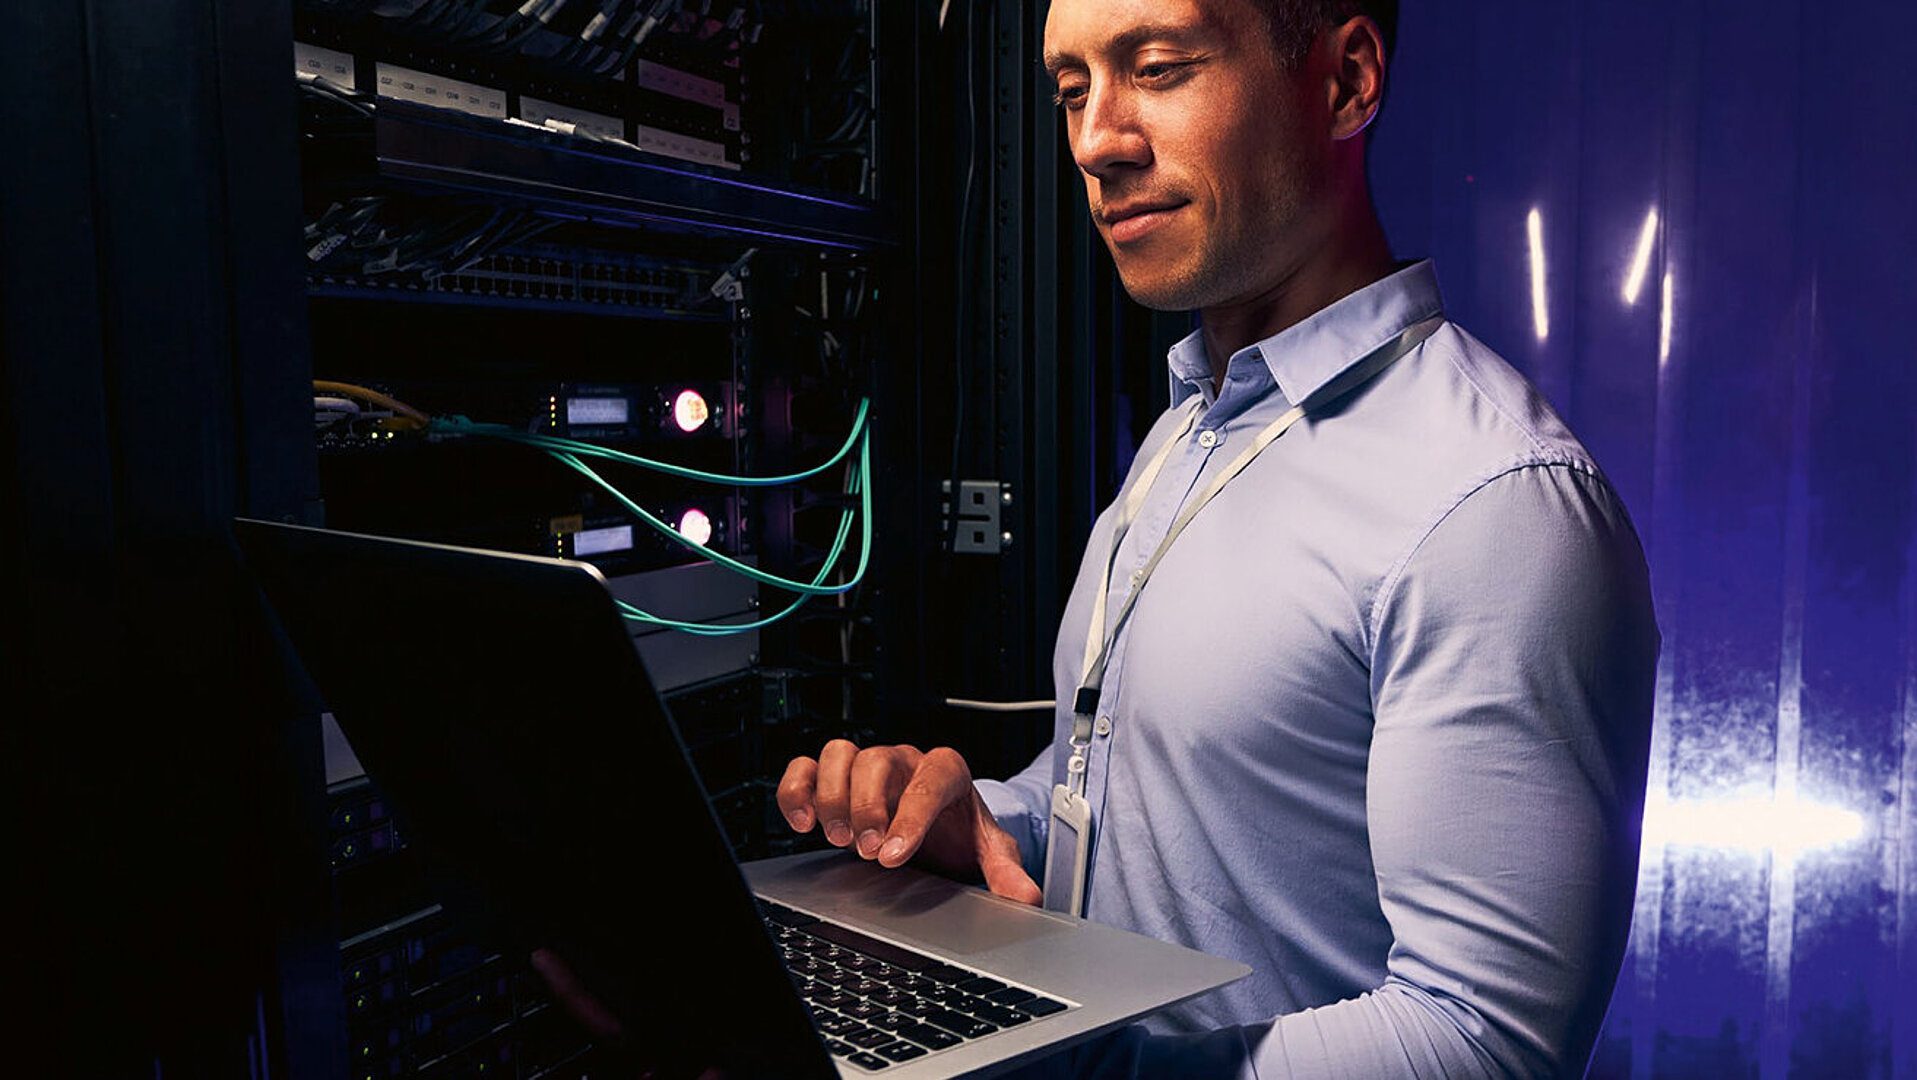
[943,479,1011,554]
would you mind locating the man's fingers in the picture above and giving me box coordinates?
[848,746,916,859]
[976,811,1042,906]
[812,739,861,848]
[877,747,972,868]
[775,756,819,833]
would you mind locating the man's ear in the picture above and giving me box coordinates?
[1326,15,1386,142]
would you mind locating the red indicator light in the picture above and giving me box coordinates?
[672,389,710,433]
[677,508,714,547]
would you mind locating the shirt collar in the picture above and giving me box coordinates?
[1166,260,1447,407]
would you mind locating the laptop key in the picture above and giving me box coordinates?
[816,1012,864,1037]
[877,1041,929,1062]
[802,922,939,972]
[870,1012,914,1032]
[847,1027,895,1049]
[1016,996,1069,1017]
[986,986,1036,1006]
[922,1007,999,1039]
[967,1002,1031,1027]
[955,976,1006,995]
[760,901,820,928]
[921,963,975,984]
[825,1038,854,1056]
[898,1023,961,1050]
[847,1052,891,1070]
[842,1000,888,1020]
[813,991,858,1010]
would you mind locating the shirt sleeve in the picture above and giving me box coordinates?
[1028,462,1660,1080]
[976,744,1057,884]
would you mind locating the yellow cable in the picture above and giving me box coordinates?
[313,380,431,427]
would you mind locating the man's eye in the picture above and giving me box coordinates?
[1052,85,1087,109]
[1136,61,1189,83]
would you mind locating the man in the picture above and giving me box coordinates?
[776,0,1660,1076]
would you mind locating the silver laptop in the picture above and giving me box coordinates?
[235,519,1247,1079]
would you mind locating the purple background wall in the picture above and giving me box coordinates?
[1367,2,1917,1077]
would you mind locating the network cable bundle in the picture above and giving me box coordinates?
[294,1,891,1075]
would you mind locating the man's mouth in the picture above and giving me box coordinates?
[1101,201,1188,244]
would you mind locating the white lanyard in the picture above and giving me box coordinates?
[1064,316,1442,795]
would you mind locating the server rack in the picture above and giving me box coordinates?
[0,0,1163,1075]
[286,4,926,1076]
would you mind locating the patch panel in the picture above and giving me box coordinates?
[309,246,729,319]
[292,29,746,170]
[374,62,509,121]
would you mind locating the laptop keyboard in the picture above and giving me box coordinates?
[758,899,1071,1072]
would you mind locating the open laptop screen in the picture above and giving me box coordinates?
[236,518,833,1079]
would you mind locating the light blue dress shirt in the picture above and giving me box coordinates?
[976,261,1659,1078]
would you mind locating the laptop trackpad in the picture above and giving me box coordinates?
[748,849,1076,957]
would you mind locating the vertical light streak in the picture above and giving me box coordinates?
[1623,207,1660,304]
[1659,270,1675,367]
[1527,208,1549,341]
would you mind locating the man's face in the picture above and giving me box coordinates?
[1042,0,1332,311]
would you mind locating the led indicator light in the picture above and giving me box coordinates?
[678,508,714,546]
[673,389,710,432]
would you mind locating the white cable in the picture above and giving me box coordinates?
[945,698,1056,713]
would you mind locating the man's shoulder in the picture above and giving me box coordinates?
[1402,321,1592,472]
[1336,318,1631,576]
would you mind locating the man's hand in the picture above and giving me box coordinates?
[776,741,1041,906]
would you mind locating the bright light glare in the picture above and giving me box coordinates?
[1659,271,1675,367]
[672,389,710,433]
[677,507,713,547]
[1642,793,1865,858]
[1622,207,1659,304]
[1527,208,1549,341]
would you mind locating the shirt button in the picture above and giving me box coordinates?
[1197,429,1219,448]
[1094,716,1113,737]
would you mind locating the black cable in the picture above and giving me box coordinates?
[948,0,977,509]
[584,7,654,77]
[434,0,508,44]
[566,0,635,71]
[299,79,375,118]
[397,0,461,31]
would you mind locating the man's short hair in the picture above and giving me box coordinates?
[1254,0,1399,68]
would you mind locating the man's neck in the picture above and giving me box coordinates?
[1198,212,1396,391]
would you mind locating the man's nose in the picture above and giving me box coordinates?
[1071,84,1150,181]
